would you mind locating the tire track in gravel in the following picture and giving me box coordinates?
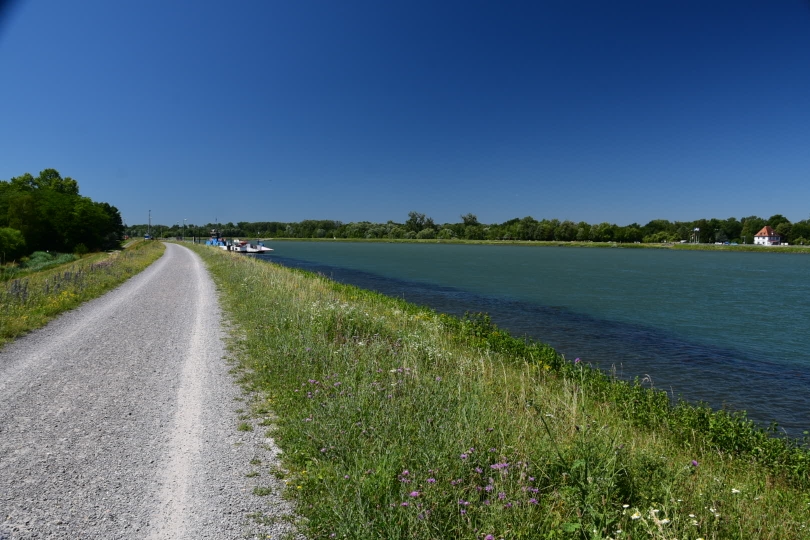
[0,244,299,540]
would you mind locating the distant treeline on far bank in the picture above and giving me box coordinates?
[130,211,810,246]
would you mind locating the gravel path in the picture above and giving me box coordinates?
[0,244,300,539]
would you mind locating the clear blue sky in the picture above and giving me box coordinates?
[1,0,809,227]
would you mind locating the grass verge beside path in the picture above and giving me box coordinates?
[191,244,810,540]
[0,240,165,347]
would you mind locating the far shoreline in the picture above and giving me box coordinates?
[251,237,810,253]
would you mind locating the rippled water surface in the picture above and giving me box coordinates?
[257,242,810,437]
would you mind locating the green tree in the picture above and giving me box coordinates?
[388,226,406,239]
[461,213,479,226]
[35,169,79,195]
[464,225,484,240]
[790,219,810,243]
[406,212,434,233]
[6,191,44,248]
[554,220,577,242]
[775,222,792,243]
[615,224,642,243]
[575,222,591,241]
[0,227,26,262]
[590,222,615,242]
[9,172,36,191]
[642,219,674,238]
[767,214,791,229]
[1,169,123,254]
[740,216,766,244]
[538,219,559,241]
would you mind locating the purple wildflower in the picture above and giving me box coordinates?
[410,491,420,497]
[460,453,468,460]
[427,477,436,484]
[574,357,581,364]
[691,460,699,467]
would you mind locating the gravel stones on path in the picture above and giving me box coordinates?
[0,243,300,539]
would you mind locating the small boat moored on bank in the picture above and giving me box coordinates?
[204,229,273,253]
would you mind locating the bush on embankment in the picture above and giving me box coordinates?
[0,251,79,281]
[191,244,810,540]
[0,240,164,347]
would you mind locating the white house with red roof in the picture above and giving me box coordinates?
[754,226,782,246]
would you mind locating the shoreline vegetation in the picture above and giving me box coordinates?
[261,236,810,253]
[128,211,810,250]
[190,243,810,539]
[0,240,164,348]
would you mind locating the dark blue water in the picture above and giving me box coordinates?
[256,242,810,438]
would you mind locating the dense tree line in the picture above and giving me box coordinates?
[132,211,810,246]
[0,169,124,262]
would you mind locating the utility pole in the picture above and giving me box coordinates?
[148,210,151,238]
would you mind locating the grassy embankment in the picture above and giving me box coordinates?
[0,240,165,347]
[265,237,810,254]
[191,245,810,540]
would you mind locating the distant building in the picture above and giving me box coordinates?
[754,226,782,246]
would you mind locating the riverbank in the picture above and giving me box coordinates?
[190,243,810,539]
[259,237,810,253]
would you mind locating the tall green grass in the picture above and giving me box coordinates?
[192,245,810,539]
[0,241,165,347]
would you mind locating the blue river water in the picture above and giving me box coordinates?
[255,242,810,438]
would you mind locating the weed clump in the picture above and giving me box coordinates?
[0,241,164,346]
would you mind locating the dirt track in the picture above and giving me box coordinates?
[0,243,297,539]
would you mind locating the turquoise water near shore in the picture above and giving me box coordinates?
[257,242,810,437]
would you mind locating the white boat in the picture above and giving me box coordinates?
[204,230,273,253]
[233,239,274,253]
